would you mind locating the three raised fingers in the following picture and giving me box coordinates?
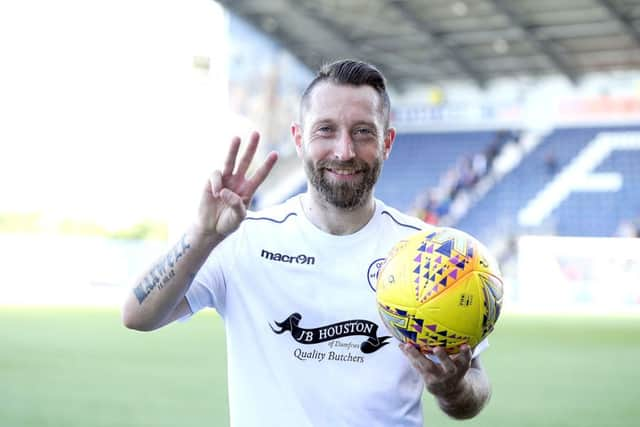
[223,136,242,177]
[217,132,278,200]
[245,151,279,195]
[234,132,261,177]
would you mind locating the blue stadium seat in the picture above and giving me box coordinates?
[376,130,500,212]
[456,125,640,242]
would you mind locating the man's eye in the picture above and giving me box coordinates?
[317,126,332,133]
[355,128,373,135]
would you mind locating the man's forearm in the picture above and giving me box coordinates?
[436,361,492,419]
[122,225,222,331]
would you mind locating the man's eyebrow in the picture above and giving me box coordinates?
[352,121,377,128]
[310,118,335,126]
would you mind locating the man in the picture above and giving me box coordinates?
[123,60,491,426]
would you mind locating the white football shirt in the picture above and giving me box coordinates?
[186,195,474,427]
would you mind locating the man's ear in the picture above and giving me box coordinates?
[291,122,304,158]
[383,127,396,160]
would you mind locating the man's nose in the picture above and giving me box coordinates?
[334,131,356,161]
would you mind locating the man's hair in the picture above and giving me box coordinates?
[299,59,391,129]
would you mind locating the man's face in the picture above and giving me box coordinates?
[292,82,395,210]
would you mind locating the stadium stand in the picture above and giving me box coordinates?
[376,130,506,213]
[553,141,640,237]
[455,125,640,244]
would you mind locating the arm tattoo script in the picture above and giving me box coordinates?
[133,234,192,304]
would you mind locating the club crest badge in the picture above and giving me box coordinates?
[366,257,386,292]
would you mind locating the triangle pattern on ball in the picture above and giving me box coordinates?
[398,328,417,341]
[435,239,453,257]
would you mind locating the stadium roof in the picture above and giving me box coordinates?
[217,0,640,89]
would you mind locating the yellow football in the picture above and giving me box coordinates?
[376,227,504,354]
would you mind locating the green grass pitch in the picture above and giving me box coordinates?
[1,307,639,426]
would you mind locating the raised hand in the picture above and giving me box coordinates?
[400,343,473,398]
[197,132,278,237]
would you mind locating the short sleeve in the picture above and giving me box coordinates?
[184,233,237,318]
[472,338,489,358]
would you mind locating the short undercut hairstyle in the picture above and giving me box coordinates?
[299,59,391,130]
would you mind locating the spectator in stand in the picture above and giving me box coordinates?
[409,128,517,224]
[484,135,502,170]
[544,151,559,176]
[472,152,487,181]
[421,190,440,225]
[616,218,640,238]
[457,155,477,188]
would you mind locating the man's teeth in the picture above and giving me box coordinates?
[331,169,356,175]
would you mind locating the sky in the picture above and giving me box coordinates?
[0,0,236,230]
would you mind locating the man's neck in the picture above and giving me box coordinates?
[300,191,376,236]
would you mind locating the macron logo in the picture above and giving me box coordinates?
[261,249,316,265]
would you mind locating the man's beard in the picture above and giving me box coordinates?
[304,157,382,210]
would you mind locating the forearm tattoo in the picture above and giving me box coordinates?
[133,234,192,304]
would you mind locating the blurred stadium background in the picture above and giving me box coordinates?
[1,0,639,426]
